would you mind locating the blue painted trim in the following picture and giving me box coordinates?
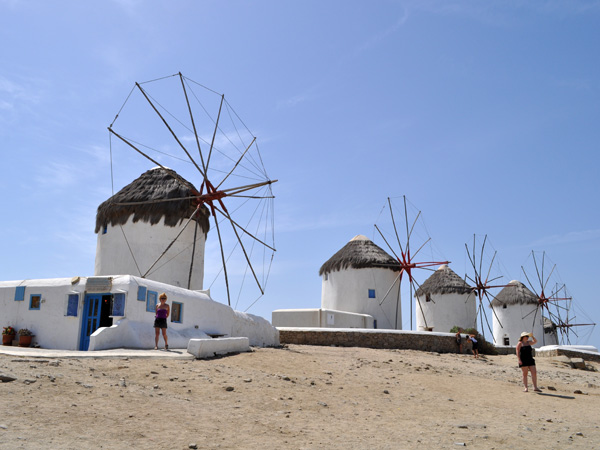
[29,294,41,310]
[368,289,376,299]
[171,301,183,323]
[137,286,147,301]
[112,293,126,316]
[80,294,103,351]
[146,291,158,313]
[15,286,25,301]
[66,294,79,316]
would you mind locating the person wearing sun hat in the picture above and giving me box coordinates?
[516,331,540,392]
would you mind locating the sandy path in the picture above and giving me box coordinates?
[1,345,599,449]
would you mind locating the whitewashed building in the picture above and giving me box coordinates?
[1,167,279,351]
[490,280,545,347]
[273,235,401,329]
[414,264,476,332]
[0,275,277,350]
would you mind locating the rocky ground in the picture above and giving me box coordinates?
[1,345,599,449]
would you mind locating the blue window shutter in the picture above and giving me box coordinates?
[113,293,126,316]
[137,286,147,301]
[171,302,183,323]
[15,286,25,301]
[146,291,157,313]
[66,294,79,316]
[368,289,376,299]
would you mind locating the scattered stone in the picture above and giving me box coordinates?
[317,402,328,407]
[547,386,557,391]
[383,390,389,394]
[49,361,60,367]
[23,379,36,385]
[0,374,17,383]
[282,376,291,381]
[546,419,553,423]
[456,425,468,429]
[575,432,584,437]
[189,444,198,449]
[571,358,587,370]
[119,379,127,387]
[454,444,466,447]
[225,386,234,391]
[243,378,252,383]
[0,424,7,430]
[153,385,159,389]
[573,390,587,395]
[150,371,158,375]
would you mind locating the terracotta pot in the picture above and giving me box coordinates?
[2,334,15,346]
[18,335,33,347]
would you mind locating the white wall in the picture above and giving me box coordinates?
[321,267,401,330]
[272,308,374,328]
[415,292,477,333]
[95,217,206,291]
[0,278,87,350]
[492,303,545,347]
[1,275,279,350]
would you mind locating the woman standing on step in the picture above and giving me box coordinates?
[517,332,541,392]
[154,293,170,350]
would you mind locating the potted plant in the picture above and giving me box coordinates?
[17,328,34,347]
[2,326,16,346]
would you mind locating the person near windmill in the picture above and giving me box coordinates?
[517,332,541,392]
[154,293,170,350]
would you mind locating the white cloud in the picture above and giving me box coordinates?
[528,229,600,248]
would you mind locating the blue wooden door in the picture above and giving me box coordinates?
[80,294,102,350]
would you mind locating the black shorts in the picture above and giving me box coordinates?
[154,318,168,329]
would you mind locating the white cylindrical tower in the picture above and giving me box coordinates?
[320,235,402,329]
[94,167,210,290]
[490,280,544,347]
[414,264,476,332]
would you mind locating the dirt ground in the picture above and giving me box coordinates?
[1,345,599,449]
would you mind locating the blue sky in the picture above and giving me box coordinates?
[1,1,599,347]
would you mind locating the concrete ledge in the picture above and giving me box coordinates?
[187,337,250,359]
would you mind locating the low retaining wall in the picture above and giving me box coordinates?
[278,328,465,354]
[536,347,600,363]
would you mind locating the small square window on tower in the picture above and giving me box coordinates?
[426,293,432,302]
[368,289,376,299]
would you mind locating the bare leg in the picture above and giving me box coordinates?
[154,328,159,349]
[521,367,529,392]
[531,366,540,391]
[161,328,168,349]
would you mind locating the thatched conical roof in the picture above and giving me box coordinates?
[414,264,472,297]
[319,235,400,276]
[95,167,210,234]
[489,280,538,307]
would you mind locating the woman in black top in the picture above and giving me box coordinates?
[517,332,540,392]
